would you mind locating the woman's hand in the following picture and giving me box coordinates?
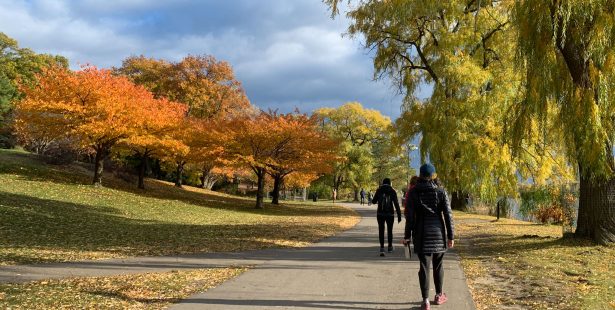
[401,238,410,245]
[448,240,454,248]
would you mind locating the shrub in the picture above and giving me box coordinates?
[519,184,578,225]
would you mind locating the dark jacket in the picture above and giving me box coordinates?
[371,184,401,218]
[404,180,454,254]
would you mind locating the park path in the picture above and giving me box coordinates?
[171,203,475,310]
[0,203,475,310]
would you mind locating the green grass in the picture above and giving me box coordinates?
[0,267,247,309]
[454,211,615,310]
[0,149,359,265]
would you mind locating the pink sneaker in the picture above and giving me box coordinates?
[434,293,448,305]
[421,301,431,310]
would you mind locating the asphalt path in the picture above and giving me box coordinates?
[171,203,475,310]
[0,203,475,310]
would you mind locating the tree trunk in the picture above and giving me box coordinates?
[255,169,265,209]
[138,153,148,189]
[175,162,184,188]
[451,191,469,211]
[556,28,615,244]
[93,147,107,187]
[271,174,282,205]
[353,188,359,202]
[576,174,615,244]
[200,165,218,189]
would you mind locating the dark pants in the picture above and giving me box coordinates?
[376,215,394,248]
[418,252,445,298]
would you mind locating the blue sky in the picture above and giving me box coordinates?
[0,0,431,118]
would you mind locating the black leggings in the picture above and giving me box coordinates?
[376,215,394,248]
[418,252,445,298]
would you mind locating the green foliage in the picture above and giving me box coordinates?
[308,176,332,200]
[315,102,406,192]
[519,184,578,225]
[326,0,575,203]
[512,0,615,180]
[0,32,68,148]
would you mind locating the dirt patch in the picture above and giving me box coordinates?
[455,213,583,309]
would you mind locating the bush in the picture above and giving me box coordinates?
[519,184,578,225]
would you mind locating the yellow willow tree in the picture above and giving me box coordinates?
[263,112,339,205]
[315,102,391,200]
[16,66,153,186]
[326,0,573,209]
[512,0,615,244]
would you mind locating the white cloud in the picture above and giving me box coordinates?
[0,0,403,117]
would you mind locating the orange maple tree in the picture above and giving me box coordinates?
[264,112,339,204]
[16,66,160,186]
[115,54,253,184]
[224,111,339,208]
[115,54,252,119]
[118,97,187,189]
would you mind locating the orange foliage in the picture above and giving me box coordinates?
[15,66,167,186]
[116,54,253,120]
[224,111,339,207]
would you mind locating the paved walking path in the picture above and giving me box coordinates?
[0,203,475,310]
[171,203,475,310]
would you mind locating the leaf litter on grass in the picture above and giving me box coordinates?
[0,149,360,265]
[454,211,614,310]
[0,267,248,309]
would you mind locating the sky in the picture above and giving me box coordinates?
[0,0,428,118]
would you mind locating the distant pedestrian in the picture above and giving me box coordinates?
[403,164,455,310]
[367,191,372,206]
[332,188,337,203]
[371,178,401,256]
[360,188,366,205]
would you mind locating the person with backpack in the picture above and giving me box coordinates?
[360,188,366,205]
[403,164,455,310]
[371,178,401,256]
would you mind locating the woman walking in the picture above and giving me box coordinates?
[372,178,401,256]
[403,164,455,310]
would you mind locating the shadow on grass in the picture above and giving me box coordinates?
[458,232,597,260]
[85,290,180,304]
[0,150,350,218]
[0,192,347,265]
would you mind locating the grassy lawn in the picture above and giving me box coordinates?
[0,149,359,265]
[455,211,615,310]
[0,267,247,309]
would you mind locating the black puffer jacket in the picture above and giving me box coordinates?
[404,179,454,254]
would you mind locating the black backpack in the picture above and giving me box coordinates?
[378,191,394,214]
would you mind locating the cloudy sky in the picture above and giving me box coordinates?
[0,0,420,118]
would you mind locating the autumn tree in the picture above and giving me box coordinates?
[0,32,68,147]
[225,113,278,209]
[115,54,253,186]
[315,102,392,199]
[263,112,339,204]
[16,66,154,186]
[115,54,252,119]
[326,0,573,210]
[118,97,187,189]
[512,0,615,244]
[190,118,233,189]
